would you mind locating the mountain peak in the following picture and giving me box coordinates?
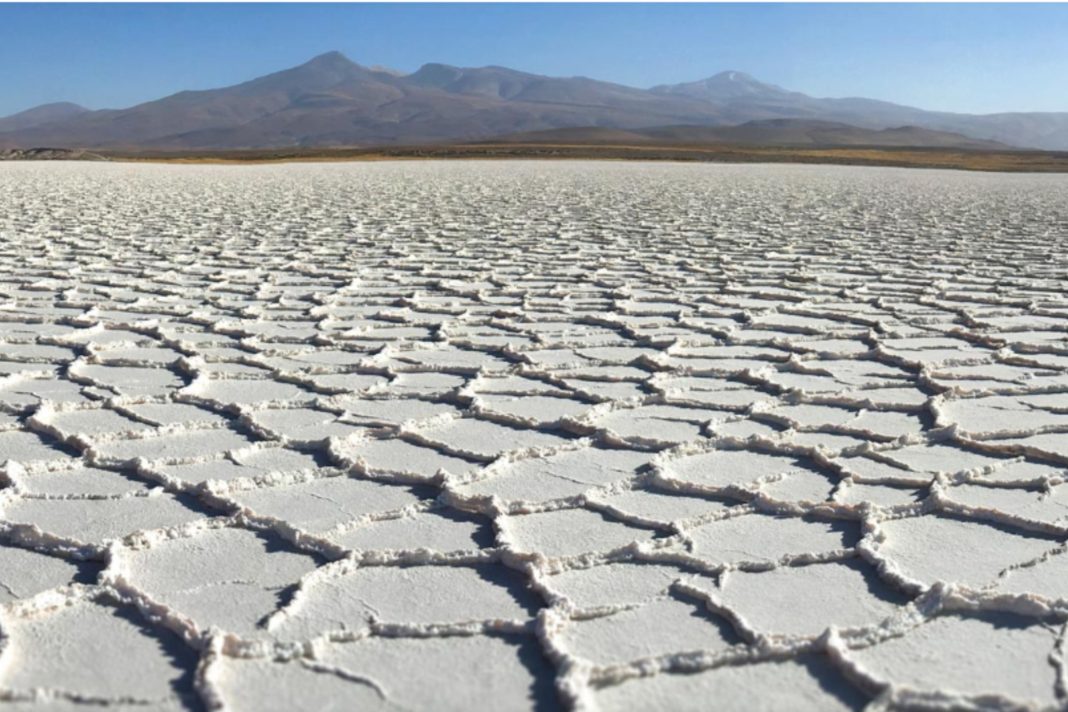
[0,101,91,133]
[651,70,791,101]
[407,63,465,88]
[302,51,357,69]
[708,70,758,83]
[36,101,89,112]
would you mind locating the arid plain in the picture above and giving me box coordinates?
[1,160,1067,710]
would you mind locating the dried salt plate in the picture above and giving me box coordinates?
[35,407,153,439]
[687,513,856,567]
[11,464,153,496]
[594,654,867,711]
[844,611,1060,707]
[409,418,571,460]
[591,405,716,446]
[122,402,228,427]
[501,508,660,559]
[475,393,593,425]
[941,481,1068,527]
[560,595,742,665]
[0,546,84,603]
[333,397,460,426]
[189,377,314,406]
[330,509,492,552]
[336,436,481,481]
[713,559,910,637]
[246,406,365,441]
[270,562,538,640]
[996,546,1068,601]
[1,492,208,548]
[456,447,651,504]
[232,473,420,528]
[0,431,77,467]
[0,594,199,707]
[595,488,731,525]
[214,633,553,711]
[542,561,691,609]
[872,514,1059,590]
[69,363,184,396]
[109,526,320,638]
[659,448,807,493]
[156,446,323,485]
[92,427,259,462]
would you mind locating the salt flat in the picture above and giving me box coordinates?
[0,160,1066,711]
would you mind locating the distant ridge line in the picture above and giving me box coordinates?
[2,51,1067,151]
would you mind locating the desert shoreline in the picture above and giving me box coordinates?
[6,142,1068,173]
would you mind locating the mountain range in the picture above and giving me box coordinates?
[1,51,1066,151]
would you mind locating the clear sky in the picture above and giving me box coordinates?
[2,3,1066,117]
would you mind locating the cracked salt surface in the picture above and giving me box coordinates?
[0,160,1066,711]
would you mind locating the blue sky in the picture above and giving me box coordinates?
[2,3,1066,117]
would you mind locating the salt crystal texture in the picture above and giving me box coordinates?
[0,160,1066,709]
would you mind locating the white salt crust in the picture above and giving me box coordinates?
[0,160,1066,710]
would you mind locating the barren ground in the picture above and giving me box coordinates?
[0,161,1067,710]
[105,143,1068,173]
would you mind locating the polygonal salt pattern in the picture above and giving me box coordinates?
[1,160,1066,710]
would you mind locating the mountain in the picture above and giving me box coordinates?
[486,119,1011,150]
[0,52,730,150]
[651,74,1068,150]
[652,71,803,103]
[1,51,1066,151]
[407,63,681,109]
[0,102,89,133]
